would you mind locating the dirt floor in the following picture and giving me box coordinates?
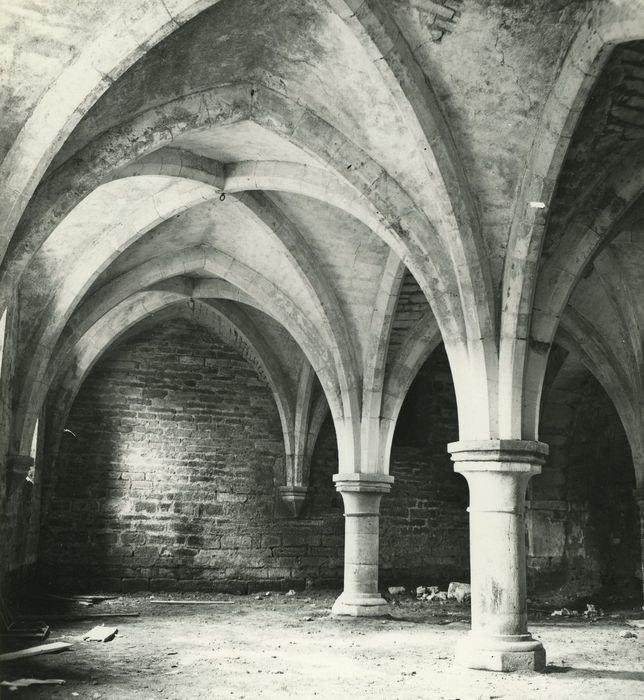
[1,591,643,699]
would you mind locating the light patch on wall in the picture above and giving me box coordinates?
[529,201,546,209]
[27,417,38,483]
[0,307,6,379]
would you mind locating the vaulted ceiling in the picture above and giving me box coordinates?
[3,0,644,482]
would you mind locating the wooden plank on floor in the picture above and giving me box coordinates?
[25,612,140,621]
[0,642,72,662]
[44,594,119,603]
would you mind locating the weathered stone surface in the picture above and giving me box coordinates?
[38,320,344,592]
[2,0,644,679]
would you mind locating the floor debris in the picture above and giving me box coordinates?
[447,582,471,603]
[83,625,118,642]
[44,594,118,604]
[584,603,603,617]
[626,619,644,628]
[0,641,72,662]
[387,586,405,595]
[0,594,50,640]
[150,599,234,605]
[0,678,65,691]
[32,611,140,621]
[418,589,448,602]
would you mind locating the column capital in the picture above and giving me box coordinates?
[333,472,394,494]
[448,439,548,468]
[277,486,308,518]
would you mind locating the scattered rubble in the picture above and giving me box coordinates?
[626,619,644,628]
[388,586,405,595]
[447,582,471,603]
[285,590,296,597]
[620,631,637,639]
[150,598,233,605]
[549,603,606,619]
[550,608,579,617]
[584,604,603,618]
[414,582,470,604]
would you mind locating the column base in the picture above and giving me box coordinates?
[331,592,390,617]
[455,633,546,672]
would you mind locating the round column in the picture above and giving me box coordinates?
[331,472,393,617]
[448,439,548,672]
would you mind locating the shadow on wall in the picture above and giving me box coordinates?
[380,344,470,589]
[529,370,640,601]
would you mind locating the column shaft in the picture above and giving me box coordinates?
[449,440,548,672]
[332,473,393,617]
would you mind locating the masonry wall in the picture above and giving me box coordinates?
[382,346,470,587]
[38,322,638,597]
[39,320,344,593]
[1,292,41,589]
[529,372,640,599]
[38,329,472,594]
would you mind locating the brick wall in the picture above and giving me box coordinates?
[562,376,639,596]
[529,372,640,598]
[38,326,471,593]
[382,345,470,587]
[38,321,637,597]
[39,319,344,593]
[1,294,41,590]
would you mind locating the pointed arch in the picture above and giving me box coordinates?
[0,0,227,266]
[499,1,644,438]
[14,247,343,455]
[43,295,297,477]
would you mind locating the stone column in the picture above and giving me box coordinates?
[332,472,394,616]
[634,487,644,604]
[448,440,548,672]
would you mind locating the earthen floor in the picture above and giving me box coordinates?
[1,591,643,699]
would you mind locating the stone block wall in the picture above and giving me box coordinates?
[1,294,42,590]
[562,376,639,595]
[381,346,470,587]
[36,321,638,598]
[38,320,344,593]
[528,372,640,598]
[37,325,472,593]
